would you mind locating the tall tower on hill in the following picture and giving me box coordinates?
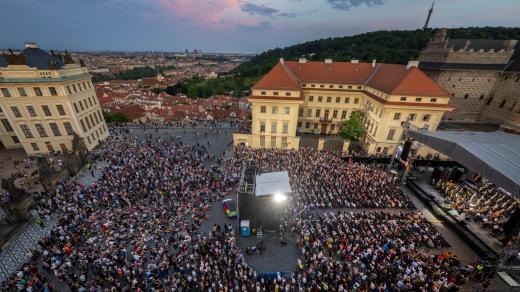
[423,2,434,30]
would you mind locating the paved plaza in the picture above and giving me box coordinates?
[0,127,512,291]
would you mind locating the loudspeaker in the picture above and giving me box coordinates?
[401,141,413,161]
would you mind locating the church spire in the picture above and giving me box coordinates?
[423,2,434,30]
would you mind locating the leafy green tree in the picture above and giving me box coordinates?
[340,111,365,141]
[103,112,129,123]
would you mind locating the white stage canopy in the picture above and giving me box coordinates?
[408,130,520,195]
[255,171,292,197]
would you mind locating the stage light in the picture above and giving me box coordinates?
[273,192,287,203]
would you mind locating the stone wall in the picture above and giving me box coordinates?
[479,73,520,130]
[425,70,499,121]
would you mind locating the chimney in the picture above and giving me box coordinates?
[25,42,39,49]
[351,59,359,64]
[279,58,284,64]
[324,59,333,64]
[298,58,307,64]
[372,59,376,68]
[406,60,419,69]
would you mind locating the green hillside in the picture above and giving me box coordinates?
[177,27,520,98]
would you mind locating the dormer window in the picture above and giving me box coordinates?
[415,97,422,102]
[400,97,407,101]
[430,98,437,102]
[273,92,279,96]
[285,92,291,96]
[261,91,266,95]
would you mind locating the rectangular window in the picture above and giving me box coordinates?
[309,96,314,102]
[87,136,91,144]
[430,98,437,102]
[298,108,304,117]
[297,122,302,128]
[282,122,288,133]
[281,137,288,149]
[393,113,401,120]
[313,123,318,129]
[354,98,359,104]
[11,106,22,117]
[344,97,350,103]
[284,107,290,114]
[88,97,93,107]
[273,92,279,96]
[270,136,276,148]
[56,105,66,116]
[261,91,266,95]
[20,124,34,138]
[335,97,340,103]
[49,87,58,96]
[63,122,74,135]
[272,106,278,114]
[318,96,323,102]
[305,122,310,128]
[49,123,61,136]
[66,86,72,95]
[1,119,13,132]
[94,113,99,124]
[331,124,335,131]
[416,97,422,102]
[326,96,332,103]
[387,129,396,140]
[260,135,265,147]
[307,109,312,117]
[79,101,85,111]
[260,106,266,113]
[315,109,321,117]
[285,92,291,97]
[422,114,431,122]
[30,143,39,151]
[26,105,37,117]
[85,117,91,129]
[1,88,11,97]
[400,96,407,101]
[80,120,86,132]
[341,110,347,119]
[333,110,338,119]
[260,122,265,132]
[324,109,329,119]
[87,81,92,89]
[408,113,416,121]
[83,82,87,90]
[18,88,28,96]
[33,87,43,96]
[271,122,277,133]
[73,84,77,93]
[74,103,79,113]
[35,124,48,137]
[42,105,52,116]
[12,136,20,143]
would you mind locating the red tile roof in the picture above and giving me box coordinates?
[253,61,450,97]
[116,104,146,120]
[252,62,301,91]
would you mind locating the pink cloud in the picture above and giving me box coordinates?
[157,0,238,23]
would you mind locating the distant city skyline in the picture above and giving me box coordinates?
[1,0,519,53]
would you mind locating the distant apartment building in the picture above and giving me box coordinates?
[233,58,453,154]
[419,29,520,131]
[0,43,109,154]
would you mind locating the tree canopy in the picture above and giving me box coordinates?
[103,112,129,123]
[340,111,365,141]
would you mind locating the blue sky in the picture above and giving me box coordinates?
[1,0,519,53]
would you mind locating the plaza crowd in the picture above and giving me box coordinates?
[285,210,471,291]
[2,132,477,291]
[232,147,415,209]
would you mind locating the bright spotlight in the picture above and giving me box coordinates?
[273,192,287,203]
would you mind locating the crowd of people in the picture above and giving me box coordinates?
[232,147,415,209]
[1,130,480,291]
[285,210,470,290]
[436,179,519,239]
